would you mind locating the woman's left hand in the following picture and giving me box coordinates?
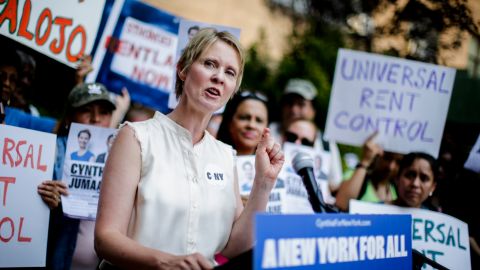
[254,128,284,189]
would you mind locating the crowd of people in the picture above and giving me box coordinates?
[1,27,479,269]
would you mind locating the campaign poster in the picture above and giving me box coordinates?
[61,123,116,220]
[324,49,455,158]
[87,0,180,113]
[167,18,241,110]
[0,125,56,267]
[350,200,471,270]
[255,213,412,270]
[0,0,106,67]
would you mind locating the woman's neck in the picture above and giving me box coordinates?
[168,104,211,145]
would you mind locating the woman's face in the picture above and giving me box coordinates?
[396,158,436,208]
[78,132,90,149]
[72,101,112,128]
[229,99,268,155]
[180,40,240,113]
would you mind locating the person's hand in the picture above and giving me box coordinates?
[110,87,131,128]
[116,87,131,116]
[360,131,383,168]
[37,180,69,209]
[75,55,93,85]
[254,128,285,189]
[159,253,213,270]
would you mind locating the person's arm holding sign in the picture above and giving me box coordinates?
[37,181,69,209]
[335,132,383,211]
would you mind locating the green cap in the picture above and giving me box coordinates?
[68,83,116,110]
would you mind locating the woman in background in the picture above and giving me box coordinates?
[217,90,269,155]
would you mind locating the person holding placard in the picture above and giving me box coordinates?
[392,152,437,210]
[95,28,284,269]
[335,132,403,211]
[37,83,117,270]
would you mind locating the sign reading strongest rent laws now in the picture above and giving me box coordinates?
[324,49,455,158]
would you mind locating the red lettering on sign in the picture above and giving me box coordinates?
[2,137,15,166]
[0,0,18,33]
[35,8,52,46]
[66,24,86,62]
[0,217,14,242]
[17,0,33,40]
[49,17,72,54]
[17,217,31,242]
[0,176,15,207]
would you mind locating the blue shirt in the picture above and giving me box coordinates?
[5,106,56,133]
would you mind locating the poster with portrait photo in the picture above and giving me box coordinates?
[61,123,117,220]
[464,133,480,173]
[168,19,241,109]
[281,142,335,210]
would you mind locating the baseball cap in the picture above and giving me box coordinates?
[284,78,317,100]
[68,83,116,110]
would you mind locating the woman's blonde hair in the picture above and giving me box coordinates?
[175,28,245,98]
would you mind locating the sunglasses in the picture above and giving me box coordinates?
[284,131,315,147]
[238,90,268,103]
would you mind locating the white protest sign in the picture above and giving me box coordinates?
[167,18,241,109]
[0,0,106,67]
[0,125,56,267]
[237,155,256,196]
[325,49,455,158]
[350,200,471,270]
[61,123,116,220]
[110,16,178,91]
[464,133,480,173]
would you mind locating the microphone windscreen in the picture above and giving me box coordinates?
[292,152,314,173]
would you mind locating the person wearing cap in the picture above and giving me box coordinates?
[269,78,344,197]
[37,82,117,270]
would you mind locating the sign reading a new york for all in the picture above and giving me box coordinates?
[325,49,456,158]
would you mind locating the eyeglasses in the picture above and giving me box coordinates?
[238,90,268,103]
[284,131,315,147]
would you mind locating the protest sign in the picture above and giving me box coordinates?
[255,213,412,270]
[350,200,471,270]
[324,49,455,158]
[0,125,56,267]
[464,133,480,173]
[61,123,116,220]
[87,0,179,113]
[0,0,106,67]
[167,18,241,110]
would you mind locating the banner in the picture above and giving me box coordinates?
[255,213,412,270]
[61,123,116,220]
[0,125,56,267]
[0,0,106,67]
[350,200,471,270]
[324,49,455,158]
[87,0,180,113]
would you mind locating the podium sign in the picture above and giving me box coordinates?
[254,214,411,270]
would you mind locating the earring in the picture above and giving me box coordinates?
[429,192,433,196]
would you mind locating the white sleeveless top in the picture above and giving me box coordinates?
[124,112,237,264]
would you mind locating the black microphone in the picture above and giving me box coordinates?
[292,152,328,213]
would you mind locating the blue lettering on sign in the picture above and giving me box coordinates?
[333,111,433,143]
[207,172,212,180]
[339,56,450,94]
